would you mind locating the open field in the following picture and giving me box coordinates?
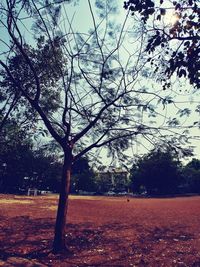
[0,194,200,266]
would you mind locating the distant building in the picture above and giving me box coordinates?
[27,188,38,196]
[96,166,130,192]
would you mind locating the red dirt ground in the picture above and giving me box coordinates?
[0,194,200,266]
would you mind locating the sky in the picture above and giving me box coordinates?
[63,0,200,164]
[0,0,199,166]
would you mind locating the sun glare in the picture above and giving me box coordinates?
[163,10,179,26]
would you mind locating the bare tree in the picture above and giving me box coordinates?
[0,0,192,252]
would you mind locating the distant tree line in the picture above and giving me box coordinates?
[0,122,94,194]
[1,120,199,196]
[1,122,199,196]
[130,147,200,196]
[0,119,61,194]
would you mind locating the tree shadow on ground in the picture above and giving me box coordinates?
[0,215,53,261]
[0,215,196,266]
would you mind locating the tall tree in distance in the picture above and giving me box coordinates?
[0,0,191,252]
[130,145,183,195]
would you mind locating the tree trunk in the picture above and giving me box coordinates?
[53,152,72,253]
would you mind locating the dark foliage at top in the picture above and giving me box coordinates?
[124,0,200,89]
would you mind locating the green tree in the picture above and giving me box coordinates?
[182,158,200,193]
[131,146,182,195]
